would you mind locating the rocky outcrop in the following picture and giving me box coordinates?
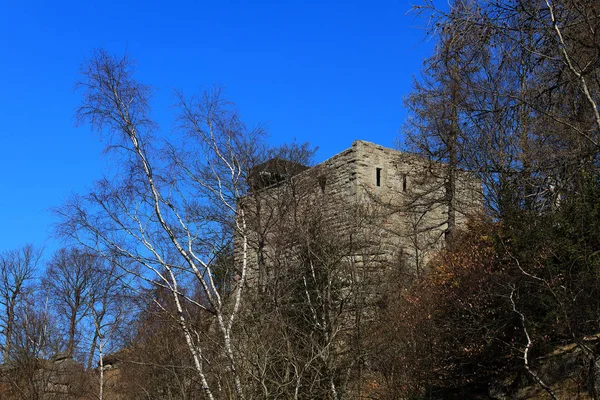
[490,335,600,399]
[0,352,86,399]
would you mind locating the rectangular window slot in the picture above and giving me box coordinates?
[376,168,382,187]
[402,174,407,192]
[318,175,327,193]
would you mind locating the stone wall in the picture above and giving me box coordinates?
[349,140,481,274]
[238,139,482,287]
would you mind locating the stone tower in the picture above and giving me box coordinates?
[239,140,481,289]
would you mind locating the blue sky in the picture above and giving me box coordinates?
[1,0,437,258]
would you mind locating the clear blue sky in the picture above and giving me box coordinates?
[0,0,437,258]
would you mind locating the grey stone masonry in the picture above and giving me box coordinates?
[238,140,482,288]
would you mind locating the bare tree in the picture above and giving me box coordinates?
[6,293,67,400]
[43,248,98,361]
[0,244,41,363]
[409,0,600,216]
[403,2,479,245]
[57,49,265,399]
[116,285,206,399]
[87,257,131,399]
[395,2,600,395]
[236,156,381,399]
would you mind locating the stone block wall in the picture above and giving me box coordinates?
[238,140,482,288]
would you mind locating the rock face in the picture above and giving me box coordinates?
[489,336,600,399]
[39,353,84,398]
[0,353,86,399]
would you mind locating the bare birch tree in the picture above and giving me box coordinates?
[56,49,264,399]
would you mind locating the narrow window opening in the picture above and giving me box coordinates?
[318,175,327,193]
[376,168,382,187]
[402,174,407,192]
